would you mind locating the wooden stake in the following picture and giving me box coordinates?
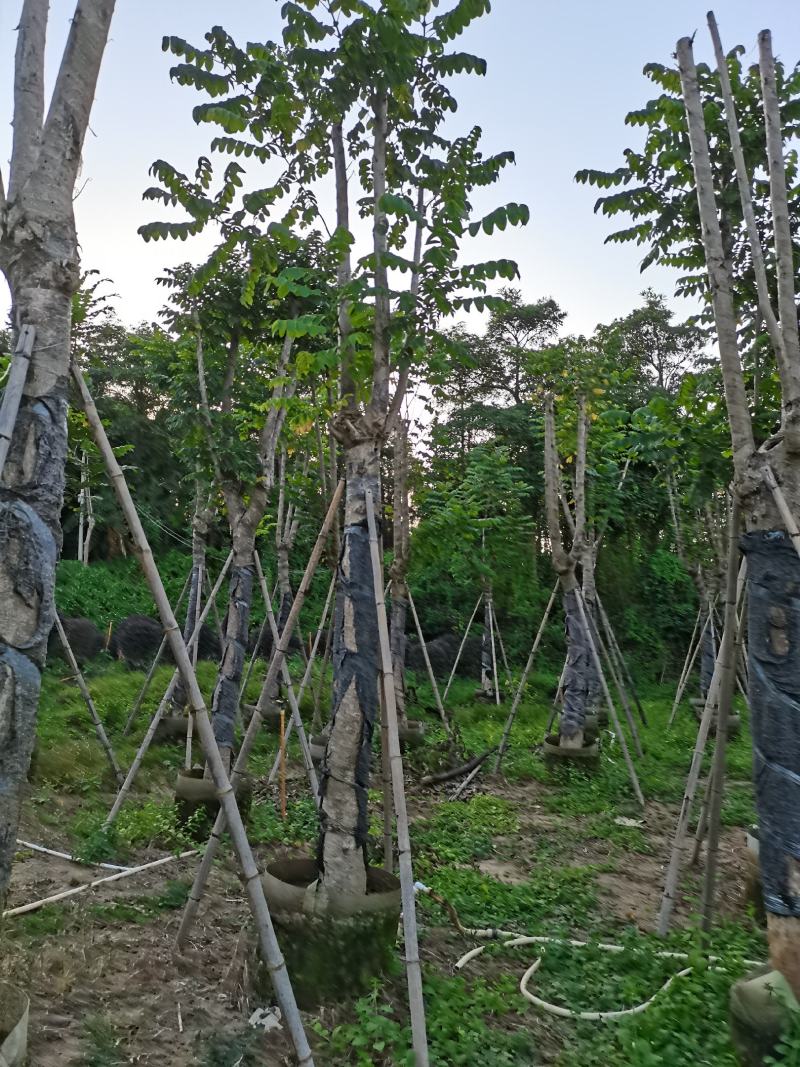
[0,325,35,481]
[574,588,644,807]
[668,606,702,727]
[442,594,482,704]
[185,562,204,770]
[406,587,452,736]
[73,364,315,1067]
[491,601,510,676]
[176,480,343,952]
[365,490,429,1066]
[380,679,394,872]
[122,571,192,735]
[495,580,559,773]
[764,465,800,561]
[104,553,234,829]
[53,613,124,787]
[584,606,643,759]
[488,593,501,706]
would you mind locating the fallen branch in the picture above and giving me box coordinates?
[420,748,495,787]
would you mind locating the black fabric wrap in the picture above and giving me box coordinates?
[741,529,800,918]
[560,588,589,737]
[211,563,253,750]
[318,521,379,860]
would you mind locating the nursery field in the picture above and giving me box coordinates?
[1,656,769,1066]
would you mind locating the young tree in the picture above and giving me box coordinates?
[0,0,116,907]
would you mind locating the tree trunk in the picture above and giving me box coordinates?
[559,580,588,748]
[209,519,257,772]
[317,437,381,900]
[581,540,601,715]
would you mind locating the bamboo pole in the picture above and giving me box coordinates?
[279,709,287,819]
[73,365,315,1067]
[0,325,35,481]
[574,588,644,807]
[584,606,643,759]
[4,850,197,918]
[176,480,344,951]
[442,593,482,704]
[667,606,702,727]
[252,553,319,803]
[704,495,742,933]
[267,572,336,784]
[655,564,746,936]
[491,601,510,676]
[15,838,129,872]
[764,465,800,560]
[104,553,234,829]
[488,594,501,706]
[53,613,124,787]
[380,680,394,871]
[406,587,452,736]
[595,594,648,727]
[122,572,192,735]
[365,490,429,1066]
[668,608,714,727]
[185,562,204,770]
[495,580,559,773]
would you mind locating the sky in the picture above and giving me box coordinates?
[2,0,800,339]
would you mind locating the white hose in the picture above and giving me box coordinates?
[453,929,762,1022]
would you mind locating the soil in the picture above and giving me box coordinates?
[2,768,756,1064]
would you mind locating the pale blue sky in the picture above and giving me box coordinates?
[2,1,799,336]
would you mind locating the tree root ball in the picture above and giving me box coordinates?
[48,616,104,665]
[109,615,220,667]
[174,768,252,840]
[258,858,401,1009]
[730,966,799,1066]
[542,734,600,773]
[406,633,482,680]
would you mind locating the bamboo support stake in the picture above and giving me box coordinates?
[0,325,35,480]
[491,601,510,676]
[406,588,452,736]
[365,490,429,1066]
[185,563,204,770]
[54,613,124,787]
[596,594,648,727]
[176,480,344,951]
[669,609,714,727]
[442,593,482,704]
[105,553,234,828]
[668,606,702,727]
[701,497,741,932]
[122,572,192,735]
[495,580,559,773]
[16,839,129,872]
[380,679,394,872]
[585,607,643,759]
[279,709,287,820]
[655,561,746,935]
[268,573,336,784]
[488,595,501,706]
[764,465,800,560]
[690,768,715,867]
[574,589,644,807]
[73,364,315,1067]
[252,554,319,802]
[4,850,197,918]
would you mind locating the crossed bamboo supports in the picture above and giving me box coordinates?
[73,362,317,1066]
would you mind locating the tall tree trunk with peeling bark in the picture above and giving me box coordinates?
[318,98,399,900]
[679,29,800,997]
[543,394,591,749]
[0,0,116,909]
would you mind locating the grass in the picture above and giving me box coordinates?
[11,656,766,1066]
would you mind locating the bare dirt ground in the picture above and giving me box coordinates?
[2,771,755,1065]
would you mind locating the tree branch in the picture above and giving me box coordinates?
[9,0,48,200]
[758,29,800,409]
[36,0,117,209]
[332,121,356,408]
[676,36,755,479]
[368,89,391,418]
